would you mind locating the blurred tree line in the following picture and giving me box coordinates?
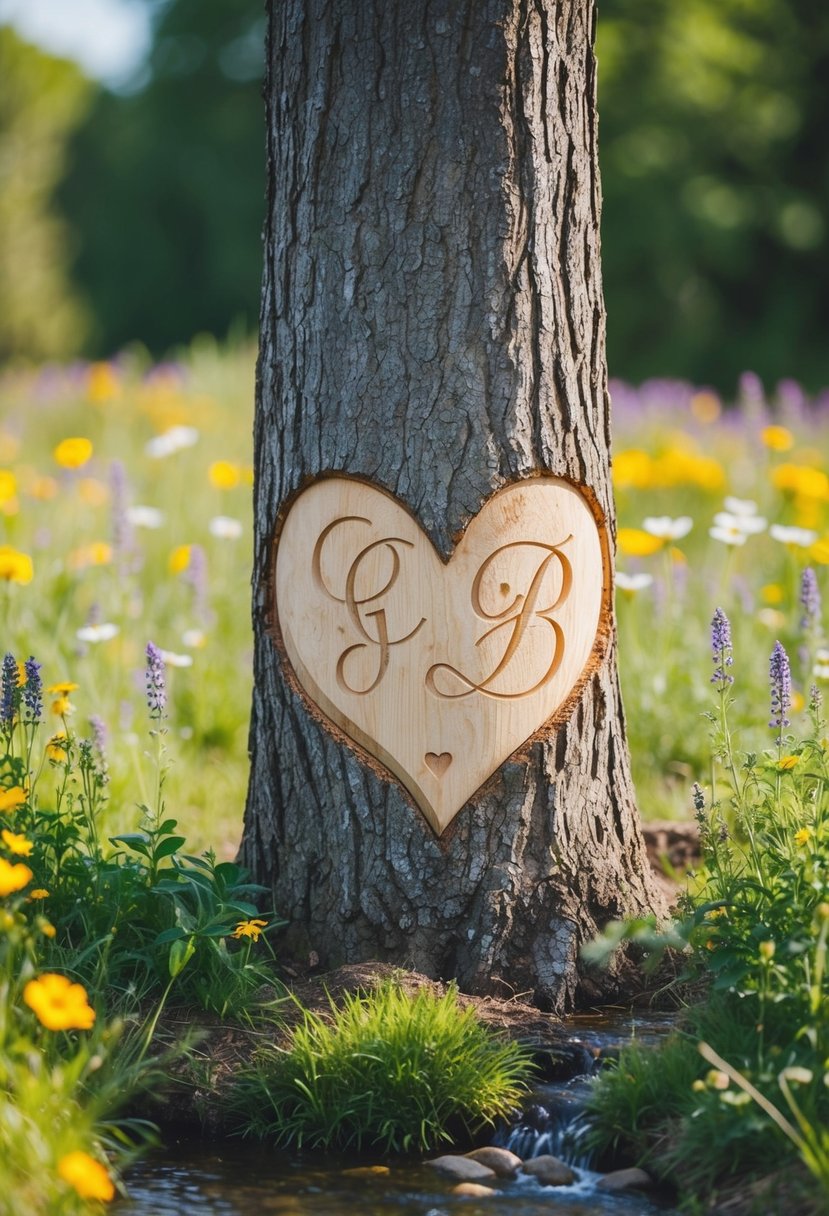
[2,0,828,392]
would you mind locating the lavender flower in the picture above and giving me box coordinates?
[769,640,792,739]
[22,656,42,723]
[145,642,167,720]
[1,652,18,729]
[800,567,821,634]
[89,714,108,757]
[710,608,734,690]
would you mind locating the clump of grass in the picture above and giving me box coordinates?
[232,979,533,1153]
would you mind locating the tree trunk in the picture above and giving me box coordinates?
[242,0,664,1012]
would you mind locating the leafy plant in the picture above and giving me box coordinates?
[232,979,533,1153]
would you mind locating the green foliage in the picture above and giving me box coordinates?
[0,29,92,361]
[598,0,829,390]
[59,0,264,357]
[232,980,533,1153]
[585,624,829,1205]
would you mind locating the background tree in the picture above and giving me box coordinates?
[0,29,91,361]
[241,0,664,1013]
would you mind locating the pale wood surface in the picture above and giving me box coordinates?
[275,476,606,833]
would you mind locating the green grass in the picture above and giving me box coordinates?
[231,979,533,1153]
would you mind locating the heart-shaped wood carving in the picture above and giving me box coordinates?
[274,476,608,834]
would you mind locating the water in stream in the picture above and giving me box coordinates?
[114,1012,678,1216]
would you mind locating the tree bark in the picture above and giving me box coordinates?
[242,0,664,1012]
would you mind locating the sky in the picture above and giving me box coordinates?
[0,0,150,85]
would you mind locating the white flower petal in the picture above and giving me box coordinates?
[709,525,748,546]
[159,649,193,668]
[616,572,654,592]
[769,524,818,547]
[127,505,165,528]
[723,496,758,516]
[76,623,119,643]
[642,515,694,540]
[209,515,243,539]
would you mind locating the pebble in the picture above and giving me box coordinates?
[425,1156,497,1182]
[596,1167,654,1192]
[520,1155,576,1186]
[452,1182,496,1197]
[341,1165,390,1177]
[464,1147,522,1177]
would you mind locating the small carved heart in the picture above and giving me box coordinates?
[425,751,452,778]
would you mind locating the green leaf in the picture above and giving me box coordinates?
[153,836,187,861]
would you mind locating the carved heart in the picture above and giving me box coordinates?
[274,476,608,834]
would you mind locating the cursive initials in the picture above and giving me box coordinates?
[312,517,426,695]
[426,538,573,700]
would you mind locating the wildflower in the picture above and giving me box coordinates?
[181,628,207,648]
[612,449,653,489]
[57,1151,115,1202]
[184,544,209,624]
[758,608,786,630]
[2,829,32,857]
[0,857,32,895]
[89,715,108,757]
[723,496,759,516]
[769,640,792,738]
[28,889,49,900]
[691,1078,707,1093]
[159,649,193,668]
[145,642,166,720]
[126,505,164,528]
[617,528,664,557]
[39,918,56,939]
[761,584,784,605]
[46,734,68,763]
[231,918,268,940]
[208,460,240,490]
[0,786,27,812]
[76,623,119,644]
[209,515,244,539]
[811,536,829,565]
[1,652,19,728]
[761,425,794,452]
[709,523,748,546]
[616,572,654,594]
[772,463,829,502]
[86,360,121,404]
[710,609,734,691]
[169,544,192,574]
[800,567,821,632]
[78,478,109,507]
[770,524,818,548]
[776,755,800,771]
[814,649,829,680]
[51,695,75,717]
[0,546,33,583]
[793,827,812,847]
[28,475,58,501]
[68,541,113,570]
[145,425,199,458]
[23,973,95,1030]
[706,1070,730,1091]
[642,515,693,540]
[53,437,93,470]
[759,941,775,961]
[22,657,42,723]
[780,1066,813,1085]
[690,390,721,423]
[712,510,767,535]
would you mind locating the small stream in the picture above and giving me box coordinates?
[114,1011,678,1216]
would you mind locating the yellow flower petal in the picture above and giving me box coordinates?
[58,1150,115,1201]
[617,528,664,557]
[53,437,93,470]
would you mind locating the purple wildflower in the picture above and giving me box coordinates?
[145,642,167,720]
[89,714,108,757]
[710,608,734,690]
[22,656,42,723]
[184,543,211,625]
[110,459,135,566]
[1,652,18,729]
[800,567,821,634]
[769,640,792,739]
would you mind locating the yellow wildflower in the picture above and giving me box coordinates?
[23,973,95,1031]
[761,425,794,452]
[617,528,664,557]
[690,391,721,423]
[0,546,33,584]
[168,544,192,574]
[612,449,653,490]
[53,437,93,470]
[86,361,121,404]
[759,941,775,961]
[77,478,109,507]
[0,786,27,813]
[58,1150,115,1202]
[68,541,113,571]
[772,463,829,502]
[231,918,268,941]
[46,734,68,763]
[761,584,784,605]
[51,696,75,717]
[706,1070,730,1091]
[691,1079,706,1093]
[794,827,812,847]
[28,475,59,501]
[777,755,800,771]
[810,536,829,565]
[1,829,32,857]
[47,681,79,696]
[208,460,241,490]
[0,857,33,896]
[29,888,50,900]
[39,918,56,939]
[0,470,17,504]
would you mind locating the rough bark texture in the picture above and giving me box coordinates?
[242,0,664,1012]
